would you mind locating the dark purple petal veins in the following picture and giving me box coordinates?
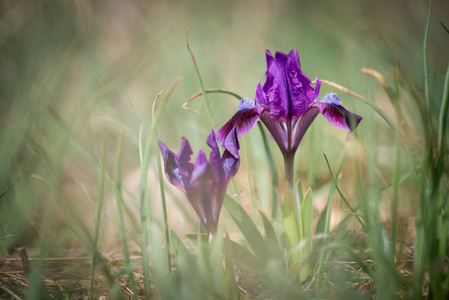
[206,130,226,190]
[291,106,320,151]
[287,49,315,117]
[264,50,290,120]
[217,99,264,158]
[262,49,320,121]
[313,94,362,132]
[259,111,288,153]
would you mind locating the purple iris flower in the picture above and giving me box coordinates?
[158,129,240,235]
[217,49,362,183]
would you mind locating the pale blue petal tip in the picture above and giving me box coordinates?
[321,93,342,106]
[222,157,234,178]
[238,98,256,110]
[170,166,184,186]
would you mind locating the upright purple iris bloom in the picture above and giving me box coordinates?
[217,49,362,183]
[158,130,240,235]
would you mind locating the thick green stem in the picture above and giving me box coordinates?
[283,150,301,267]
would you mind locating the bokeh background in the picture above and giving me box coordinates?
[1,0,448,252]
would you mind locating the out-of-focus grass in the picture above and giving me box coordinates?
[0,0,448,298]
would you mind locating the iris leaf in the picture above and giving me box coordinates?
[224,194,270,262]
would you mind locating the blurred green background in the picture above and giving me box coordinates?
[1,0,448,251]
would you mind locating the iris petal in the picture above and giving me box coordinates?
[312,102,363,132]
[159,130,240,236]
[291,106,320,151]
[216,103,264,158]
[191,150,209,183]
[261,49,321,121]
[206,129,225,184]
[158,140,186,193]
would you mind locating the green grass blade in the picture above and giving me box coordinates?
[90,141,106,297]
[210,232,225,297]
[260,210,279,245]
[186,31,216,128]
[256,122,280,219]
[170,230,195,264]
[139,78,181,297]
[283,182,301,265]
[230,240,264,271]
[437,64,449,173]
[423,0,433,135]
[114,131,138,299]
[316,151,346,235]
[224,234,238,300]
[156,134,171,272]
[223,194,270,262]
[299,187,313,281]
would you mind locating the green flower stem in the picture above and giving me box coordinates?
[283,152,301,265]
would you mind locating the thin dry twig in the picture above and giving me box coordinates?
[0,178,20,199]
[0,280,22,300]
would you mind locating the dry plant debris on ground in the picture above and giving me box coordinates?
[0,243,425,299]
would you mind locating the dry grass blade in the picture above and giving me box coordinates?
[183,89,242,114]
[152,90,164,121]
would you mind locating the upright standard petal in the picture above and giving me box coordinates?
[262,49,320,121]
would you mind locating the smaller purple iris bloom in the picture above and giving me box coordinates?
[158,129,240,235]
[217,49,362,183]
